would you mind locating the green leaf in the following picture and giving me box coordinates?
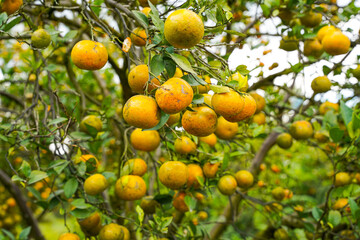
[182,74,207,86]
[48,117,68,125]
[312,207,323,221]
[253,125,265,137]
[164,58,176,77]
[63,30,78,41]
[0,134,8,142]
[28,170,48,185]
[329,127,344,143]
[210,85,230,93]
[323,65,331,75]
[150,55,165,77]
[348,198,360,219]
[132,11,149,28]
[184,195,196,211]
[260,4,271,17]
[70,131,92,140]
[149,2,164,34]
[169,53,196,75]
[70,208,94,219]
[19,227,31,240]
[136,205,144,226]
[0,13,8,26]
[19,160,31,178]
[1,229,15,240]
[71,198,92,209]
[222,152,230,171]
[224,30,245,37]
[236,65,250,75]
[64,178,78,198]
[340,100,353,126]
[192,94,204,104]
[328,210,341,227]
[3,16,21,32]
[154,194,173,204]
[144,111,169,131]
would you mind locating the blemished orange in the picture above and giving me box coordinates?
[123,95,161,129]
[304,38,324,58]
[164,9,204,49]
[235,170,254,189]
[311,76,331,93]
[322,31,350,55]
[203,162,220,178]
[155,77,193,114]
[251,112,266,125]
[123,158,147,176]
[215,116,238,140]
[300,11,322,28]
[159,161,188,189]
[187,164,204,189]
[78,212,101,233]
[182,106,217,137]
[317,25,337,42]
[1,0,22,15]
[115,175,146,201]
[71,40,108,70]
[130,128,160,152]
[58,233,80,240]
[319,101,339,115]
[289,120,313,140]
[166,113,181,126]
[173,191,189,212]
[99,223,124,240]
[80,115,102,134]
[79,154,99,173]
[276,133,293,149]
[138,0,157,7]
[128,65,160,93]
[211,89,245,118]
[335,172,351,187]
[130,27,147,46]
[199,133,217,147]
[194,75,211,93]
[84,174,108,196]
[224,94,256,122]
[174,136,197,154]
[249,92,265,113]
[217,175,237,195]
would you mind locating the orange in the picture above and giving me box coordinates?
[224,93,256,122]
[249,92,265,113]
[332,198,349,210]
[84,174,108,196]
[279,36,299,51]
[276,133,293,149]
[123,95,161,129]
[173,191,189,212]
[159,161,188,189]
[187,164,204,189]
[214,116,238,140]
[259,163,266,171]
[99,223,124,240]
[335,172,351,187]
[202,93,212,107]
[278,9,294,25]
[79,154,99,173]
[6,198,16,207]
[211,89,245,118]
[352,65,360,79]
[227,72,248,91]
[311,76,331,93]
[128,65,160,93]
[174,136,196,154]
[272,187,285,201]
[217,175,237,195]
[182,106,217,136]
[322,31,350,55]
[31,29,51,49]
[130,128,160,152]
[155,77,193,114]
[1,0,22,15]
[317,25,337,42]
[140,196,159,214]
[130,27,148,46]
[199,133,217,147]
[271,164,281,173]
[251,112,266,125]
[284,189,293,199]
[314,131,328,143]
[198,211,208,221]
[289,120,313,140]
[173,67,184,78]
[257,180,265,187]
[115,175,146,201]
[80,115,103,134]
[235,170,254,189]
[194,75,211,93]
[300,11,322,27]
[119,226,130,240]
[166,113,180,126]
[71,40,108,70]
[304,38,323,58]
[78,212,101,233]
[319,101,339,115]
[164,9,204,49]
[141,7,151,17]
[138,0,157,7]
[123,158,147,176]
[203,162,220,178]
[59,233,80,240]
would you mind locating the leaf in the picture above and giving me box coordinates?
[70,131,92,140]
[132,10,149,28]
[150,55,165,77]
[48,117,67,125]
[236,65,250,75]
[169,53,196,74]
[63,30,78,41]
[312,207,323,221]
[149,2,164,34]
[64,178,78,198]
[222,152,230,171]
[323,65,331,75]
[182,74,206,86]
[136,205,144,226]
[328,210,341,227]
[210,85,230,93]
[224,30,245,37]
[348,198,360,219]
[19,227,31,240]
[184,195,196,211]
[154,194,173,204]
[2,229,15,240]
[70,208,94,219]
[253,125,265,137]
[144,111,169,131]
[19,160,31,178]
[164,58,176,77]
[71,198,92,209]
[340,100,353,126]
[192,94,204,104]
[3,16,21,32]
[0,12,8,26]
[28,170,48,185]
[329,127,344,143]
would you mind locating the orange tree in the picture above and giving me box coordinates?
[0,0,360,239]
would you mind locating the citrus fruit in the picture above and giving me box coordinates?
[272,187,285,201]
[227,72,248,91]
[130,128,160,152]
[284,189,293,199]
[276,133,293,149]
[130,27,147,46]
[141,7,151,17]
[319,101,339,115]
[123,158,147,176]
[0,0,22,15]
[214,116,238,140]
[335,172,351,187]
[78,212,101,234]
[174,136,196,154]
[115,175,146,201]
[158,161,188,189]
[99,223,124,240]
[173,67,183,78]
[317,25,337,42]
[314,131,328,143]
[289,120,313,140]
[119,226,130,240]
[202,93,212,107]
[155,77,193,114]
[203,162,220,178]
[138,0,157,7]
[217,175,237,195]
[199,133,217,147]
[140,196,159,214]
[59,233,80,240]
[164,9,204,49]
[249,92,265,113]
[251,112,266,125]
[173,191,189,212]
[71,40,108,70]
[187,164,204,189]
[274,228,289,240]
[303,38,323,58]
[278,9,294,25]
[224,93,256,122]
[181,106,217,136]
[279,36,299,51]
[80,115,103,135]
[235,170,254,189]
[84,174,108,196]
[123,95,161,129]
[128,65,160,93]
[311,76,331,93]
[332,198,348,210]
[322,31,350,55]
[300,11,322,27]
[166,113,180,126]
[198,211,208,221]
[79,154,99,173]
[31,29,51,49]
[211,89,245,118]
[194,75,211,93]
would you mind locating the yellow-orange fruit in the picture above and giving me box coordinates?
[276,133,293,149]
[252,112,266,125]
[217,175,237,195]
[319,101,339,115]
[235,170,254,189]
[311,76,331,93]
[174,136,196,154]
[182,106,217,137]
[59,233,80,240]
[317,25,337,42]
[300,11,322,28]
[71,40,108,70]
[130,128,160,152]
[335,172,351,187]
[123,158,147,176]
[304,38,324,58]
[289,120,313,140]
[203,162,220,178]
[173,191,189,212]
[130,27,147,46]
[199,133,217,147]
[322,31,350,56]
[187,164,204,189]
[211,90,245,118]
[115,175,146,201]
[250,92,265,113]
[1,0,23,15]
[215,117,238,140]
[128,65,160,93]
[224,94,256,122]
[159,161,188,189]
[166,113,181,126]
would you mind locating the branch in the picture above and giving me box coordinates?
[0,90,25,107]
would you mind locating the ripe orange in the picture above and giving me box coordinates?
[155,77,193,114]
[194,75,211,93]
[289,120,313,140]
[59,233,80,240]
[304,38,324,58]
[202,93,212,107]
[140,196,159,214]
[119,226,130,240]
[130,128,160,152]
[80,115,103,134]
[332,198,349,210]
[174,136,196,154]
[138,0,157,7]
[6,198,16,207]
[314,131,329,143]
[272,187,285,201]
[214,116,238,140]
[187,164,204,189]
[271,164,281,173]
[311,76,331,93]
[276,133,293,149]
[115,175,146,201]
[79,154,99,173]
[164,9,204,49]
[159,161,188,189]
[173,191,189,212]
[251,112,266,125]
[198,211,208,221]
[173,67,183,78]
[322,31,350,55]
[71,40,108,70]
[284,189,293,199]
[300,11,322,27]
[203,162,220,178]
[1,0,22,15]
[84,174,108,196]
[123,158,147,176]
[335,172,351,187]
[31,29,51,49]
[249,92,265,113]
[257,180,265,187]
[199,133,217,147]
[279,36,299,51]
[235,170,254,189]
[128,65,160,93]
[123,95,161,129]
[224,93,256,122]
[217,175,237,195]
[227,72,248,91]
[259,163,266,171]
[317,25,337,42]
[166,113,180,126]
[78,212,101,234]
[319,101,339,115]
[130,27,148,46]
[211,89,245,118]
[182,106,217,137]
[99,223,124,240]
[141,7,151,17]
